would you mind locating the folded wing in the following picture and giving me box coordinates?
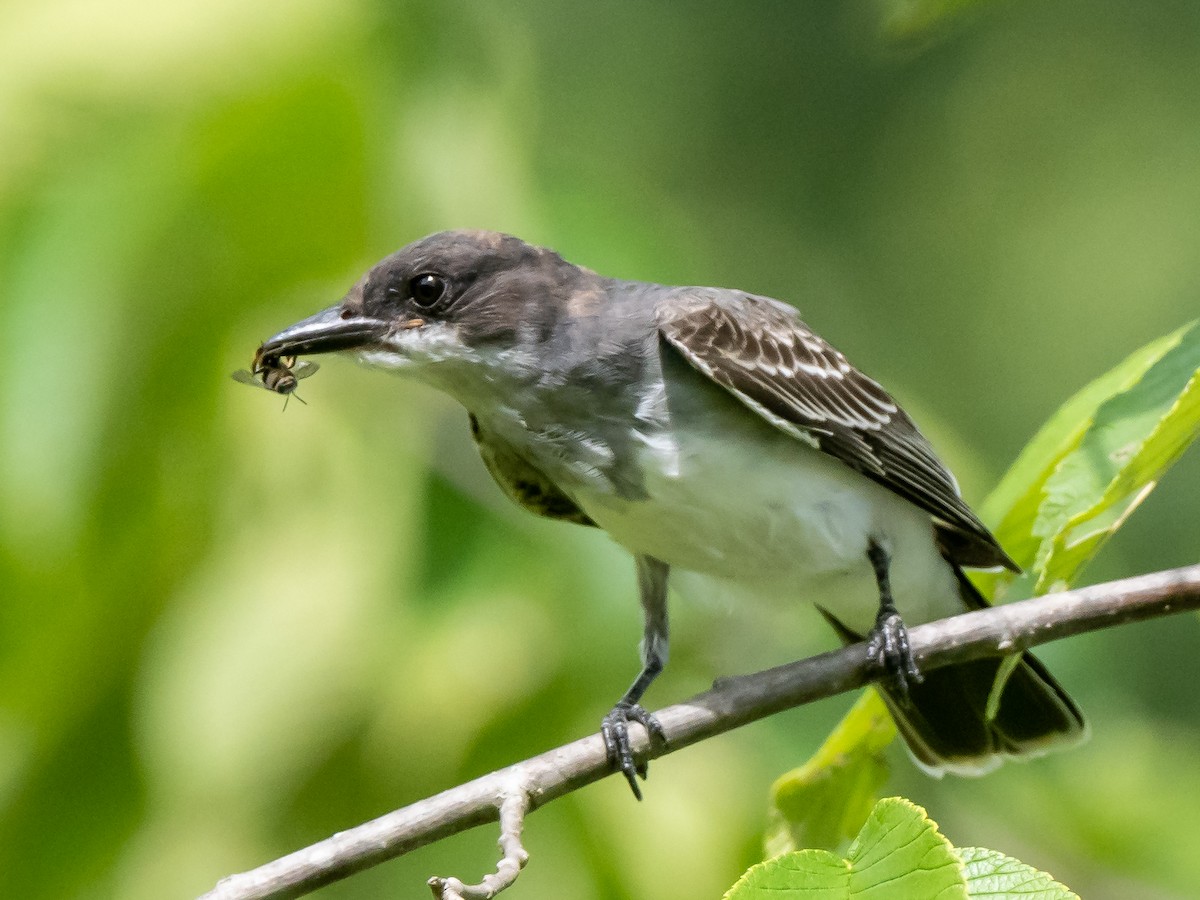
[657,289,1017,572]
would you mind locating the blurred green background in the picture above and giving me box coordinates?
[2,1,1199,897]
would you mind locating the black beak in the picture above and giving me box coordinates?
[259,305,390,360]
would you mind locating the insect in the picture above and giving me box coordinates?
[232,350,319,407]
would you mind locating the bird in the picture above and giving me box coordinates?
[256,230,1085,798]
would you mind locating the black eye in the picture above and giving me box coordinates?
[409,273,446,307]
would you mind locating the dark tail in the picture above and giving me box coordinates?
[820,569,1087,776]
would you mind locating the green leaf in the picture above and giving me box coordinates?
[730,798,967,900]
[847,798,967,899]
[957,846,1079,899]
[766,691,897,856]
[1033,321,1200,592]
[722,850,850,899]
[975,320,1199,598]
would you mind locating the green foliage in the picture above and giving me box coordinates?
[978,328,1186,564]
[730,798,1075,900]
[979,320,1200,598]
[766,691,896,856]
[1032,322,1200,592]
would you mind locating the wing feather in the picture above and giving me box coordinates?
[657,289,1017,572]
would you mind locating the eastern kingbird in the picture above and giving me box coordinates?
[257,230,1085,797]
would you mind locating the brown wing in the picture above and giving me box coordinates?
[657,290,1017,572]
[468,414,596,527]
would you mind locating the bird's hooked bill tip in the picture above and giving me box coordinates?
[259,305,390,359]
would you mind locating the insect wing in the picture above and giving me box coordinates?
[231,369,267,389]
[290,360,320,380]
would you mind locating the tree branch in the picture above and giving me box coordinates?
[198,564,1200,900]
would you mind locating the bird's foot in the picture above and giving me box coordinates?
[601,702,666,801]
[867,610,923,701]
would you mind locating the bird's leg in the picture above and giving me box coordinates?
[865,539,923,699]
[601,555,669,800]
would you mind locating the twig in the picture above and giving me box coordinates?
[428,785,530,899]
[199,564,1200,900]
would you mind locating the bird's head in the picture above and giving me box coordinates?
[259,230,591,396]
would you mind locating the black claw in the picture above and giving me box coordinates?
[867,610,923,700]
[601,703,666,800]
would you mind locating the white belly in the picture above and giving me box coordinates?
[572,419,964,636]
